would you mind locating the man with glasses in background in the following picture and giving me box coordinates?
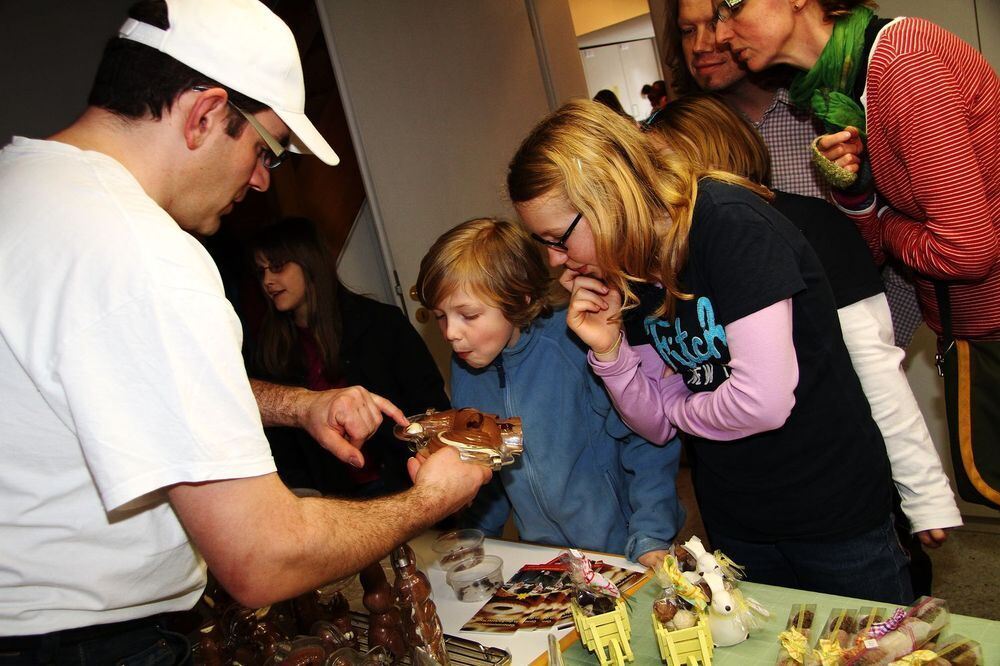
[0,1,490,661]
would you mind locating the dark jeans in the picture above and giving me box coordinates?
[0,618,189,666]
[708,513,915,605]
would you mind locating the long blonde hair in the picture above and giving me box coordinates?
[507,99,768,318]
[649,93,772,185]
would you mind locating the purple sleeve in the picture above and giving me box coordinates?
[590,299,798,442]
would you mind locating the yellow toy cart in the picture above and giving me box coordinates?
[651,613,714,666]
[570,598,634,666]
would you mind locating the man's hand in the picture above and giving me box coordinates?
[560,269,623,356]
[816,126,864,174]
[407,447,491,516]
[302,386,408,468]
[637,549,668,571]
[915,528,950,548]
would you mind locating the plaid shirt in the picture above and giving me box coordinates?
[752,88,830,201]
[747,89,925,346]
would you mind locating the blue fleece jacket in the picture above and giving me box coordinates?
[450,308,685,562]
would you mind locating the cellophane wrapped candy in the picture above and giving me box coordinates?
[901,634,984,666]
[842,597,949,666]
[777,604,816,666]
[807,608,859,666]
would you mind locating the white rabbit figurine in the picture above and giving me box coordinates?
[703,571,750,647]
[681,536,723,578]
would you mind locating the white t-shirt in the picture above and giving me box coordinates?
[0,137,276,635]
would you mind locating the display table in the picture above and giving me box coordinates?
[407,533,1000,665]
[558,576,1000,665]
[406,531,641,664]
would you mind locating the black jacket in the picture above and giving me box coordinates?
[262,288,450,496]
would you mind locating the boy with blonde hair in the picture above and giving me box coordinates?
[417,218,684,566]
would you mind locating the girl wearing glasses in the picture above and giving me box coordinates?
[647,93,961,566]
[509,99,912,604]
[249,217,449,497]
[711,0,1000,346]
[416,218,684,568]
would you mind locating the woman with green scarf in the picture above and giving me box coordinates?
[711,0,999,342]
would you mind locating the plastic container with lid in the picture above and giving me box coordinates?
[432,528,485,571]
[445,555,504,602]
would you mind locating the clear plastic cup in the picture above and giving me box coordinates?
[431,528,485,571]
[446,555,504,602]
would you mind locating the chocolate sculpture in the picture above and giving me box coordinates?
[394,408,523,470]
[292,583,353,642]
[391,544,450,665]
[360,561,407,659]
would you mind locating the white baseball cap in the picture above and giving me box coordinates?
[118,0,339,165]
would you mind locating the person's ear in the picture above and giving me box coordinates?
[183,87,229,151]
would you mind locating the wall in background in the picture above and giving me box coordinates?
[0,0,135,144]
[566,0,650,36]
[317,0,589,381]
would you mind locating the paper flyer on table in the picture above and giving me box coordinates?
[460,554,645,633]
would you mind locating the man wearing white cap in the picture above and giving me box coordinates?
[0,1,490,661]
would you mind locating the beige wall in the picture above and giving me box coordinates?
[566,0,651,36]
[317,0,588,382]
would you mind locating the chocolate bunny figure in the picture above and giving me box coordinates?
[390,545,450,665]
[361,561,407,659]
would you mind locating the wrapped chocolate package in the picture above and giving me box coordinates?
[915,634,984,666]
[807,608,858,666]
[842,597,950,666]
[777,604,816,666]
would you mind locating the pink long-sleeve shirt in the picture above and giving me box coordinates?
[590,300,798,444]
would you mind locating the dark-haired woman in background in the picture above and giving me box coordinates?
[250,217,449,497]
[593,89,630,119]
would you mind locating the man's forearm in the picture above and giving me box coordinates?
[171,472,462,609]
[262,485,454,603]
[251,378,310,428]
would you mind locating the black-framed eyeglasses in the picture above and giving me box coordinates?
[530,212,582,251]
[192,86,286,169]
[714,0,746,23]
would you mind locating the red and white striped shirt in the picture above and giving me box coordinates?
[858,18,1000,339]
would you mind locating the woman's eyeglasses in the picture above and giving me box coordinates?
[530,212,582,251]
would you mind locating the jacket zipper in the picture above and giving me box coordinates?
[493,357,506,389]
[497,354,569,542]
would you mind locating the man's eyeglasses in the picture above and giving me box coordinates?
[530,212,582,251]
[192,86,286,169]
[714,0,746,23]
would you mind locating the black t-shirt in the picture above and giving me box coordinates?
[624,180,890,542]
[772,191,883,309]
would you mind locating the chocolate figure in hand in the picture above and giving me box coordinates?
[391,544,450,665]
[361,561,407,659]
[394,407,523,470]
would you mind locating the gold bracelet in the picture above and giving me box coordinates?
[595,331,624,358]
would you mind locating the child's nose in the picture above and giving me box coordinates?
[546,247,567,267]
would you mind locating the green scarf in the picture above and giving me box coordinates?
[789,6,874,136]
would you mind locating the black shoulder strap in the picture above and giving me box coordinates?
[852,16,894,102]
[935,281,954,342]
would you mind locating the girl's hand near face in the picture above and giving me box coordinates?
[560,268,623,357]
[817,126,864,173]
